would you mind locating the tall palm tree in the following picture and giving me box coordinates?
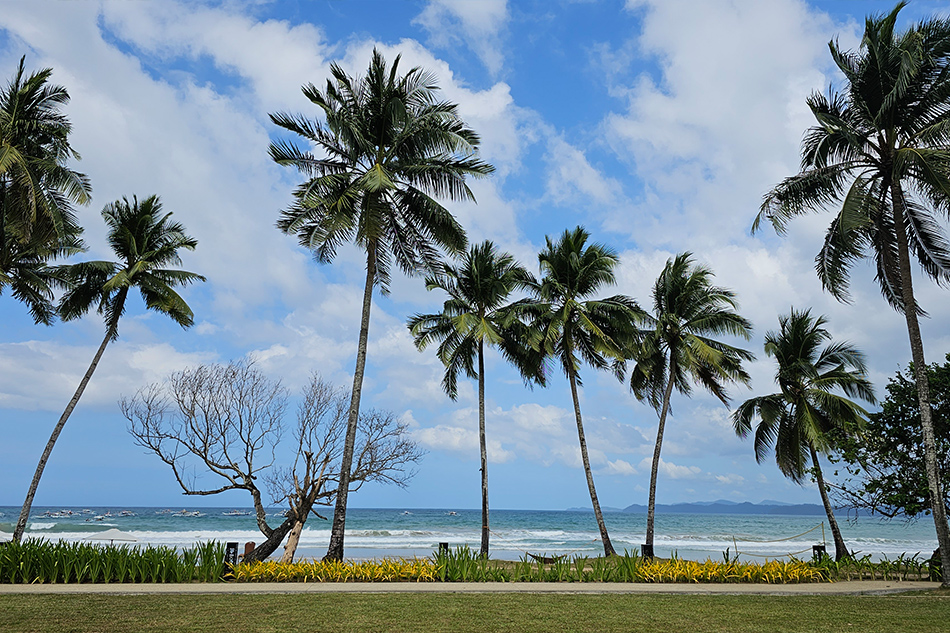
[754,2,950,580]
[628,252,753,556]
[12,195,204,542]
[523,226,642,557]
[1,56,90,320]
[269,49,494,561]
[408,240,539,557]
[732,309,875,561]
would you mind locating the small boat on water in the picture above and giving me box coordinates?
[401,511,413,515]
[446,511,458,516]
[222,510,251,516]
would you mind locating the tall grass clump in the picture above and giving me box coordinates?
[0,539,227,584]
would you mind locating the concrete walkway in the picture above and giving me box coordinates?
[0,581,937,596]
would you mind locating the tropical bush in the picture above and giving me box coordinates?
[815,552,936,582]
[434,547,827,584]
[0,539,225,584]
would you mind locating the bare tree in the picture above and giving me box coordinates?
[125,361,422,563]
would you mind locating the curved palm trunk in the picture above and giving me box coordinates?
[325,244,377,562]
[567,367,615,557]
[478,339,490,558]
[13,330,112,542]
[646,373,676,551]
[810,444,848,561]
[892,187,950,585]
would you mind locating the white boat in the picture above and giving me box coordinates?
[222,510,251,516]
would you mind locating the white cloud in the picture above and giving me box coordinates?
[414,0,508,75]
[0,338,214,411]
[604,459,638,476]
[716,473,745,486]
[639,456,702,480]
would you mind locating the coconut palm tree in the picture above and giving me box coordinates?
[522,226,642,557]
[628,252,753,556]
[0,219,83,325]
[12,195,204,542]
[408,240,540,557]
[732,309,875,561]
[269,49,494,561]
[1,56,90,321]
[754,3,950,580]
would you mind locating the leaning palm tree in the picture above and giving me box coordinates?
[523,226,642,557]
[269,49,494,561]
[408,240,539,557]
[628,252,753,556]
[1,56,90,320]
[754,3,950,580]
[732,309,875,561]
[12,195,204,542]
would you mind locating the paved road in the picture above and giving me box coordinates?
[0,581,936,596]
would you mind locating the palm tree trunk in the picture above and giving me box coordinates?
[646,372,676,551]
[12,329,112,542]
[892,185,950,586]
[325,243,377,562]
[810,444,848,561]
[478,338,490,558]
[567,367,615,557]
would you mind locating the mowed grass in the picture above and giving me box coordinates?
[2,592,949,633]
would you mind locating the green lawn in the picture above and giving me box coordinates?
[2,593,949,633]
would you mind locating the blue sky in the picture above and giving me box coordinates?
[2,0,949,513]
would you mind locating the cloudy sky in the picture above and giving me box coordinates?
[2,0,949,513]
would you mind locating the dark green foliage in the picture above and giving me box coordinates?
[830,354,950,518]
[0,539,227,584]
[0,56,90,323]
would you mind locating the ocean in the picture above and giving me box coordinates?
[0,506,939,563]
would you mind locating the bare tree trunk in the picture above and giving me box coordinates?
[568,367,615,557]
[13,330,112,542]
[325,243,377,562]
[810,444,848,561]
[646,373,676,550]
[280,520,305,563]
[478,339,489,558]
[892,186,950,586]
[243,517,295,563]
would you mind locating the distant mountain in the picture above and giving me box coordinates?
[621,501,827,516]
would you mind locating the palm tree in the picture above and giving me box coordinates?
[628,252,753,556]
[0,220,83,325]
[1,56,90,320]
[754,2,950,580]
[732,309,875,561]
[12,195,204,542]
[522,226,642,557]
[408,240,539,557]
[269,49,494,561]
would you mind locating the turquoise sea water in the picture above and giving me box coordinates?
[0,506,939,562]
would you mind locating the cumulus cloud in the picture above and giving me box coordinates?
[639,457,702,480]
[413,0,509,76]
